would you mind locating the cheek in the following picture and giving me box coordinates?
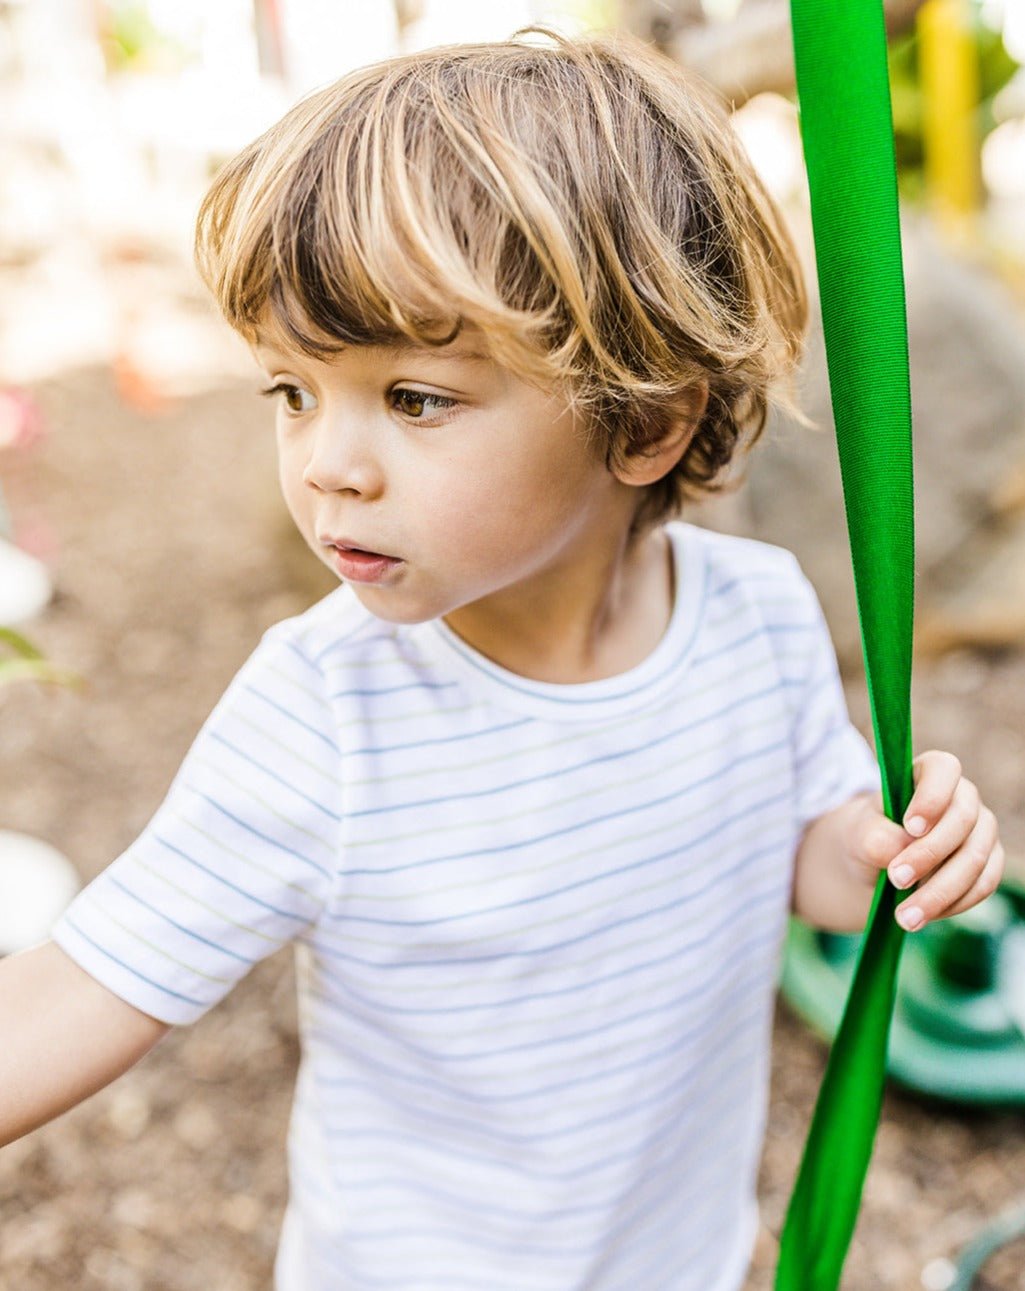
[277,447,310,529]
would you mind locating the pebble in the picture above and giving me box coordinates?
[105,1087,152,1140]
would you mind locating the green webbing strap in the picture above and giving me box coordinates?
[775,2,916,1287]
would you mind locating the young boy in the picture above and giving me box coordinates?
[1,28,1003,1291]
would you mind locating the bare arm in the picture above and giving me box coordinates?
[792,792,879,932]
[0,939,171,1148]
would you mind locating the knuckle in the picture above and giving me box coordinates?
[915,837,945,869]
[968,841,992,875]
[952,799,978,837]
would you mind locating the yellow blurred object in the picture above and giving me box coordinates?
[918,0,981,242]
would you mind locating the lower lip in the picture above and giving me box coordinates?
[330,547,403,584]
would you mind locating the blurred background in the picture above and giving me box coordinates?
[1,2,1024,1288]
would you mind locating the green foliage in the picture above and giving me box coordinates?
[887,4,1020,199]
[0,628,81,691]
[100,1,193,75]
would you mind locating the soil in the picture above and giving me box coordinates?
[1,362,1024,1291]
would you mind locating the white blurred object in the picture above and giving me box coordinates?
[400,0,534,51]
[0,831,80,957]
[0,537,52,625]
[279,0,398,93]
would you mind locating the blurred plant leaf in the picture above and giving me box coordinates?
[0,628,82,691]
[888,3,1021,195]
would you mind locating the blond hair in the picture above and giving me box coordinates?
[195,28,808,534]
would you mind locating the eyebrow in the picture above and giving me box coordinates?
[253,336,491,364]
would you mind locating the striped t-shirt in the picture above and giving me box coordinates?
[51,521,879,1291]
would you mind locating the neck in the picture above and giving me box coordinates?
[442,524,674,684]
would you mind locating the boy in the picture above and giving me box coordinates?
[1,29,1003,1291]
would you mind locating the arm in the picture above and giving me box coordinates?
[0,939,170,1148]
[793,750,1004,933]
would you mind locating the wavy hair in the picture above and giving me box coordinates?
[195,28,808,535]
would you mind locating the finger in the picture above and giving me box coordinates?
[888,777,980,890]
[856,812,914,874]
[903,750,963,837]
[934,840,1006,922]
[894,811,1000,931]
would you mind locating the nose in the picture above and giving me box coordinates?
[302,415,383,498]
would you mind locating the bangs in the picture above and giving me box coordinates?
[194,50,578,382]
[194,29,809,534]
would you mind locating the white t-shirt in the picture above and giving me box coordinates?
[51,522,879,1291]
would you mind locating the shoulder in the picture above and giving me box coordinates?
[253,582,398,678]
[674,522,820,626]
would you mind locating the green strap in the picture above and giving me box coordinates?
[775,2,916,1287]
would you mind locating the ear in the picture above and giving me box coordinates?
[611,381,710,488]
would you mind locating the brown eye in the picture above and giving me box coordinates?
[259,383,316,415]
[391,388,457,420]
[395,389,426,417]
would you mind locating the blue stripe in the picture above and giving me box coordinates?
[322,1078,748,1267]
[283,637,325,675]
[317,801,779,1016]
[311,619,390,666]
[58,916,205,1007]
[319,870,783,1066]
[152,835,312,923]
[318,996,764,1188]
[433,553,708,707]
[208,731,342,822]
[312,880,784,1088]
[341,735,790,876]
[109,876,256,966]
[311,959,767,1152]
[316,1063,751,1276]
[706,567,802,601]
[346,679,789,820]
[690,617,817,666]
[602,1147,749,1291]
[243,683,336,750]
[331,680,458,700]
[346,716,531,758]
[187,790,332,878]
[324,836,787,973]
[340,787,789,927]
[311,936,774,1116]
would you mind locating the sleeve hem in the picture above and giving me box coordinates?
[50,916,210,1027]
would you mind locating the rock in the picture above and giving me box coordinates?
[916,512,1025,655]
[0,535,52,625]
[701,215,1025,668]
[0,830,79,955]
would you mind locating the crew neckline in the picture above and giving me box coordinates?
[415,522,707,722]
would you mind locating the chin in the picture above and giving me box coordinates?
[345,584,443,627]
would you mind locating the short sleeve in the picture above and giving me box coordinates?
[784,569,881,834]
[50,622,342,1025]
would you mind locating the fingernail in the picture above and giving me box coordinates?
[897,904,924,931]
[890,863,915,889]
[905,815,927,837]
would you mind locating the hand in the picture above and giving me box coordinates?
[847,750,1004,932]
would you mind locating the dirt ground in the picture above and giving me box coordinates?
[2,360,1025,1291]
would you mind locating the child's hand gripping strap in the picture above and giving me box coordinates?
[775,1,916,1286]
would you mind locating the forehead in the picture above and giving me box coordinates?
[252,324,493,367]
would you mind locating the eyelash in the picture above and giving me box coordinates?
[258,383,458,421]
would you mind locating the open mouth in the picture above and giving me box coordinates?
[325,542,403,584]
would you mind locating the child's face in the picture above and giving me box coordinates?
[253,321,639,635]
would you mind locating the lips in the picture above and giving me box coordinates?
[320,536,394,560]
[320,536,403,585]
